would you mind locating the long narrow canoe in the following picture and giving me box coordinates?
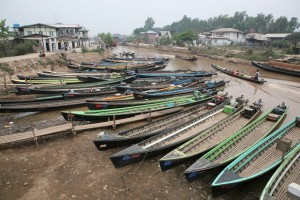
[261,132,300,200]
[93,94,218,150]
[251,61,300,77]
[211,63,266,84]
[16,76,136,94]
[0,98,89,112]
[37,71,122,78]
[61,93,218,121]
[184,103,289,182]
[159,100,263,171]
[212,116,300,196]
[0,94,64,104]
[132,80,227,99]
[86,92,217,110]
[109,96,246,168]
[175,55,197,61]
[115,77,204,93]
[137,71,217,78]
[11,78,84,84]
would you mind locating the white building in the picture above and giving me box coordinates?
[209,28,245,46]
[18,23,90,52]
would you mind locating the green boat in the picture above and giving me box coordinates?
[261,131,300,200]
[86,91,218,110]
[11,78,84,84]
[184,103,289,182]
[159,99,263,171]
[212,116,300,197]
[61,93,215,121]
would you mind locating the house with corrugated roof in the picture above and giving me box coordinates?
[17,23,90,52]
[141,30,158,44]
[209,28,246,46]
[262,33,291,42]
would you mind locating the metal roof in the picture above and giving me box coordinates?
[262,33,291,38]
[211,28,243,33]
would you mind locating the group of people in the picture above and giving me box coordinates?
[224,67,260,80]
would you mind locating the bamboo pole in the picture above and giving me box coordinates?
[112,115,116,130]
[30,123,38,147]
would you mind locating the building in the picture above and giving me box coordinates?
[159,31,172,38]
[17,23,90,52]
[209,28,245,46]
[141,30,158,44]
[262,33,291,42]
[246,33,271,47]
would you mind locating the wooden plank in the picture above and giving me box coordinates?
[0,107,183,146]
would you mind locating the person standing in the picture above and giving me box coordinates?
[255,69,260,80]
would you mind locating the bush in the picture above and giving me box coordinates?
[81,47,88,53]
[14,40,38,55]
[89,47,105,54]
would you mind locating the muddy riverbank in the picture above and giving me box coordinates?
[0,47,299,200]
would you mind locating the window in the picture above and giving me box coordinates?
[38,31,43,35]
[49,31,53,37]
[66,30,69,34]
[27,31,32,35]
[69,30,74,34]
[60,30,64,35]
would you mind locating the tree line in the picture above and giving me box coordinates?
[134,11,299,35]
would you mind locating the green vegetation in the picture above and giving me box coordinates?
[144,17,155,30]
[164,12,299,34]
[173,30,198,46]
[81,47,88,53]
[89,47,105,54]
[98,33,114,47]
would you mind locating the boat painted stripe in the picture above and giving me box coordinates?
[143,109,223,149]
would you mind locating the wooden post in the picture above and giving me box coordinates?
[30,123,38,147]
[112,115,116,130]
[3,75,7,91]
[148,108,152,121]
[68,112,76,135]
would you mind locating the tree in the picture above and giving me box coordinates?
[144,17,155,30]
[98,33,114,47]
[285,32,300,44]
[133,27,146,36]
[0,19,9,39]
[173,30,198,46]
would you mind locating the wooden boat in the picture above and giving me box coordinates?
[93,94,218,150]
[0,94,64,104]
[0,98,89,113]
[16,76,136,95]
[175,55,197,61]
[11,78,84,85]
[104,57,169,62]
[211,63,266,84]
[184,103,289,182]
[137,71,217,78]
[61,93,221,121]
[37,71,121,78]
[159,99,263,171]
[81,62,157,71]
[132,80,228,99]
[251,61,300,77]
[17,75,80,81]
[115,77,204,93]
[86,91,218,110]
[105,64,166,73]
[260,132,300,200]
[212,116,300,196]
[109,95,247,168]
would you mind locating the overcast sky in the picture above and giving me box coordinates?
[1,0,299,36]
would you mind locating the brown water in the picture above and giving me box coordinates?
[117,46,300,124]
